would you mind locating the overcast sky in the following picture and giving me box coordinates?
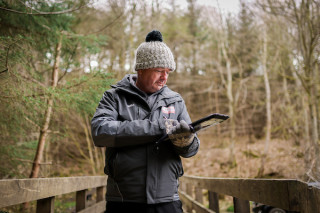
[93,0,241,15]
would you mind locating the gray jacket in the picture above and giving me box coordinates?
[91,74,199,204]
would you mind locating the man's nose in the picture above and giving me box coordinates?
[160,71,168,79]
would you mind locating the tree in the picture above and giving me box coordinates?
[257,0,320,181]
[0,0,113,179]
[257,25,271,177]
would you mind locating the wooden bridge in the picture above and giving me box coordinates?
[0,175,319,213]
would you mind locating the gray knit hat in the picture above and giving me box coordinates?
[134,30,176,71]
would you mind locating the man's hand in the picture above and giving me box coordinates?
[165,119,195,147]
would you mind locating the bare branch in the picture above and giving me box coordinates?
[0,38,21,74]
[24,116,40,130]
[85,12,124,35]
[13,158,52,165]
[0,3,88,16]
[20,73,47,88]
[0,68,8,74]
[58,43,79,83]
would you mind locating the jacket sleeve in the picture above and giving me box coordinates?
[91,90,165,148]
[172,100,200,158]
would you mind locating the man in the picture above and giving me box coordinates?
[91,30,200,213]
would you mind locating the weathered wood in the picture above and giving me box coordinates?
[179,191,215,213]
[0,176,107,208]
[1,175,319,213]
[233,197,250,213]
[208,191,219,213]
[181,176,299,211]
[180,180,186,192]
[186,183,193,196]
[289,181,320,213]
[195,187,203,204]
[36,196,54,213]
[184,183,193,212]
[77,201,106,213]
[96,186,104,202]
[76,189,87,211]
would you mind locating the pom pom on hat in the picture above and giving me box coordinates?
[134,30,176,71]
[145,30,163,42]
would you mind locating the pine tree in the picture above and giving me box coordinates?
[0,0,113,178]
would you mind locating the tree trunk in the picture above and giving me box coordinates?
[221,42,236,166]
[309,93,320,180]
[82,116,97,175]
[29,35,62,178]
[214,85,221,137]
[258,27,271,177]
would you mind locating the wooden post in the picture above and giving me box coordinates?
[233,197,250,213]
[76,189,88,211]
[208,191,219,213]
[180,180,186,192]
[293,181,320,213]
[195,187,203,204]
[185,183,193,212]
[186,183,193,197]
[36,196,55,213]
[96,186,104,202]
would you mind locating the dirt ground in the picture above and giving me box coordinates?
[182,133,306,180]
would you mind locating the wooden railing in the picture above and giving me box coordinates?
[179,175,320,213]
[1,175,319,213]
[0,176,107,213]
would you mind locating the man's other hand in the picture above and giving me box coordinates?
[165,119,195,147]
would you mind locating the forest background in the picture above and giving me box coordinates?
[0,0,319,187]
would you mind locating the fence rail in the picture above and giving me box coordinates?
[1,175,319,213]
[179,175,320,213]
[0,176,107,213]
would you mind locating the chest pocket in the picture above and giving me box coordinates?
[117,96,150,121]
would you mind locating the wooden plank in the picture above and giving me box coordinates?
[186,183,193,196]
[76,190,87,211]
[0,176,107,208]
[289,181,320,213]
[96,186,104,202]
[180,180,186,192]
[183,182,193,212]
[179,191,215,213]
[307,183,320,213]
[195,187,203,204]
[36,196,54,213]
[181,176,299,211]
[208,191,219,213]
[77,201,106,213]
[233,197,250,213]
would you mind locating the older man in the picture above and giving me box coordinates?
[91,30,200,213]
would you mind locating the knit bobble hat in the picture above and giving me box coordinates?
[134,30,176,71]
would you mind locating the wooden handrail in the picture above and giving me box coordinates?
[1,175,319,213]
[0,176,107,212]
[179,175,320,213]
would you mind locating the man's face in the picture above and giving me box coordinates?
[136,68,171,94]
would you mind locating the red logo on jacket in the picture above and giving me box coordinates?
[162,106,175,114]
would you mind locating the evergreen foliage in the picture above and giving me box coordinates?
[0,0,114,178]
